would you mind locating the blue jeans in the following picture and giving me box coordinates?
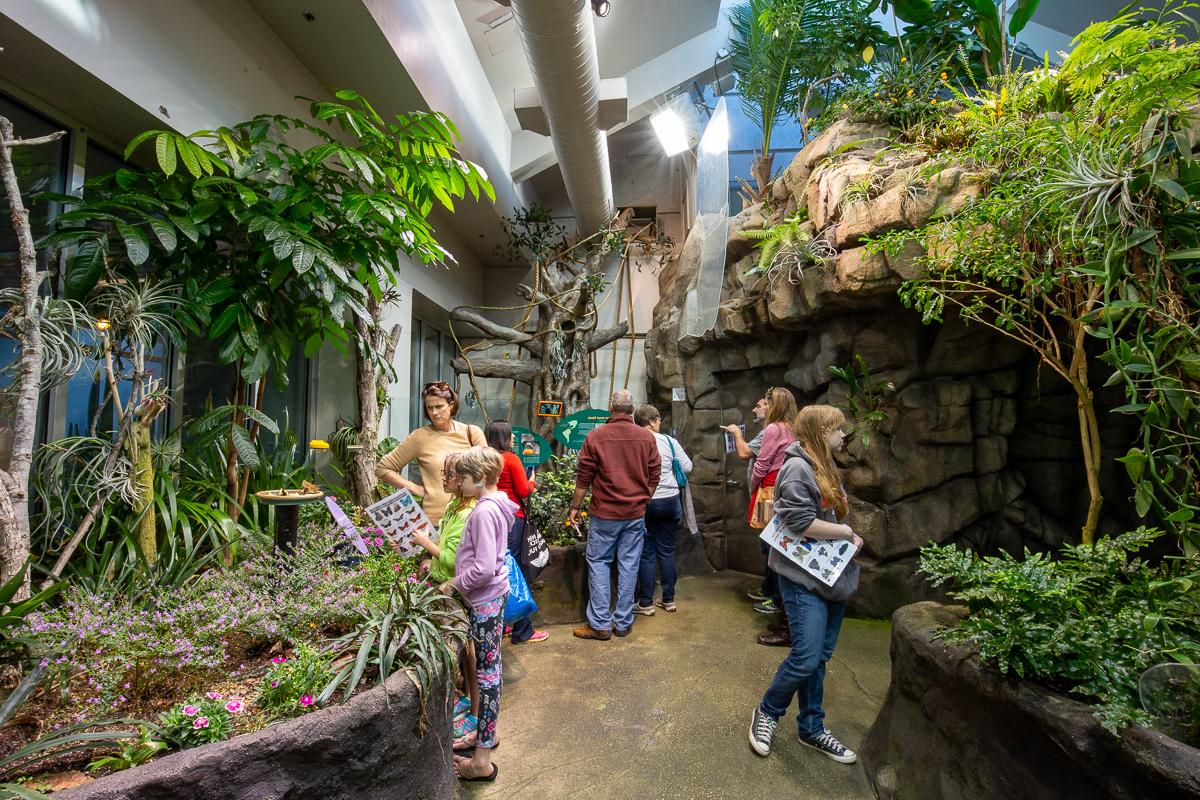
[585,516,645,632]
[638,494,681,606]
[506,517,535,642]
[759,577,847,739]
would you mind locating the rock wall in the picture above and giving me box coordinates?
[862,603,1200,800]
[646,120,1136,617]
[61,666,455,800]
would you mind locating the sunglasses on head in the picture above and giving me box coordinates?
[423,381,453,394]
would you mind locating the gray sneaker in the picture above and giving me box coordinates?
[633,603,656,616]
[799,729,857,764]
[749,707,777,757]
[752,600,779,615]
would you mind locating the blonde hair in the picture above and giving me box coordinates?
[792,405,848,518]
[442,452,473,505]
[766,387,799,426]
[454,446,504,486]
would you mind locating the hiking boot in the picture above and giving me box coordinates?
[799,729,858,764]
[748,707,777,757]
[572,625,611,641]
[752,600,779,615]
[632,603,656,616]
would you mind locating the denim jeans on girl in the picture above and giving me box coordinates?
[759,577,847,739]
[505,517,535,642]
[585,516,645,632]
[637,494,682,606]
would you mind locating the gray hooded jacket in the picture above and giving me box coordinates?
[767,442,860,603]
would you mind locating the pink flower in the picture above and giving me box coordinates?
[193,716,210,729]
[272,656,286,664]
[374,537,384,546]
[270,679,280,688]
[225,700,244,714]
[299,695,314,707]
[392,564,404,572]
[206,691,223,700]
[182,705,199,717]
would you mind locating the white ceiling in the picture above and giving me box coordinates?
[453,0,722,131]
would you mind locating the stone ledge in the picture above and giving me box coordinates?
[61,660,456,800]
[863,602,1200,800]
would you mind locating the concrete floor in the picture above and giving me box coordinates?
[462,571,892,800]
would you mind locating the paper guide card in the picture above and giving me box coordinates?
[364,488,436,557]
[759,515,857,587]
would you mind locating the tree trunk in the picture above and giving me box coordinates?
[348,294,399,509]
[128,394,165,563]
[751,152,775,203]
[0,117,63,597]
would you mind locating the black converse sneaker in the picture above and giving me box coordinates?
[799,729,857,764]
[748,707,777,757]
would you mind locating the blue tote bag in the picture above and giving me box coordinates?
[502,552,538,623]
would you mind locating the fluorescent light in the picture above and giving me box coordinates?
[700,96,729,155]
[651,107,689,156]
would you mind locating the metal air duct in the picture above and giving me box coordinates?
[508,0,615,236]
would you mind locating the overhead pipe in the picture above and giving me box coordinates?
[506,0,615,236]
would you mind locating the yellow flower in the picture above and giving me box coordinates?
[907,89,914,97]
[940,71,948,81]
[842,103,849,110]
[581,511,589,518]
[930,98,938,105]
[900,56,908,63]
[309,439,330,450]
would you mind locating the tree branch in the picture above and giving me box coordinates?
[450,308,542,357]
[589,321,630,351]
[450,357,540,384]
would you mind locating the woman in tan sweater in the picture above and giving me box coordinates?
[376,381,485,525]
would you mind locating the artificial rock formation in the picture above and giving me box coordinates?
[862,603,1200,800]
[646,119,1135,617]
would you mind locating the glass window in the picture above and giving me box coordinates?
[62,330,170,438]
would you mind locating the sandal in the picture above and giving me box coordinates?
[456,763,499,782]
[453,729,478,751]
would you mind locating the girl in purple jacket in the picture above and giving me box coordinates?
[440,446,516,783]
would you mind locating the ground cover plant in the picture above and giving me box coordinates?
[1,521,464,786]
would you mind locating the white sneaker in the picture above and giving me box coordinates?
[632,603,656,616]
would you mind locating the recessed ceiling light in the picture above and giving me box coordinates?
[592,0,611,17]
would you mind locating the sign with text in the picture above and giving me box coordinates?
[513,426,552,470]
[553,408,611,450]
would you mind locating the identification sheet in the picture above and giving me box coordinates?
[364,488,436,557]
[759,515,857,587]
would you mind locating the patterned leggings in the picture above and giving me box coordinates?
[469,594,505,749]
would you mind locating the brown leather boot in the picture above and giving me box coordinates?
[756,629,791,647]
[572,625,612,641]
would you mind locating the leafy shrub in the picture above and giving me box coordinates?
[527,451,587,546]
[158,693,243,749]
[258,643,334,717]
[920,529,1200,731]
[86,725,166,773]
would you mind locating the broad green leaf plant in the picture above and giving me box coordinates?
[43,90,493,523]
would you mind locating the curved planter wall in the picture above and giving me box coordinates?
[863,602,1200,800]
[61,667,454,800]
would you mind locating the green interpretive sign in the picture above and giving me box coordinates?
[553,408,611,450]
[512,426,552,470]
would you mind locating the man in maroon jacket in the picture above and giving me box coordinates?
[570,390,661,640]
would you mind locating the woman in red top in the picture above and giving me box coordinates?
[484,420,548,644]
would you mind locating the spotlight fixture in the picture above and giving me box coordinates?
[591,0,610,17]
[94,318,111,332]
